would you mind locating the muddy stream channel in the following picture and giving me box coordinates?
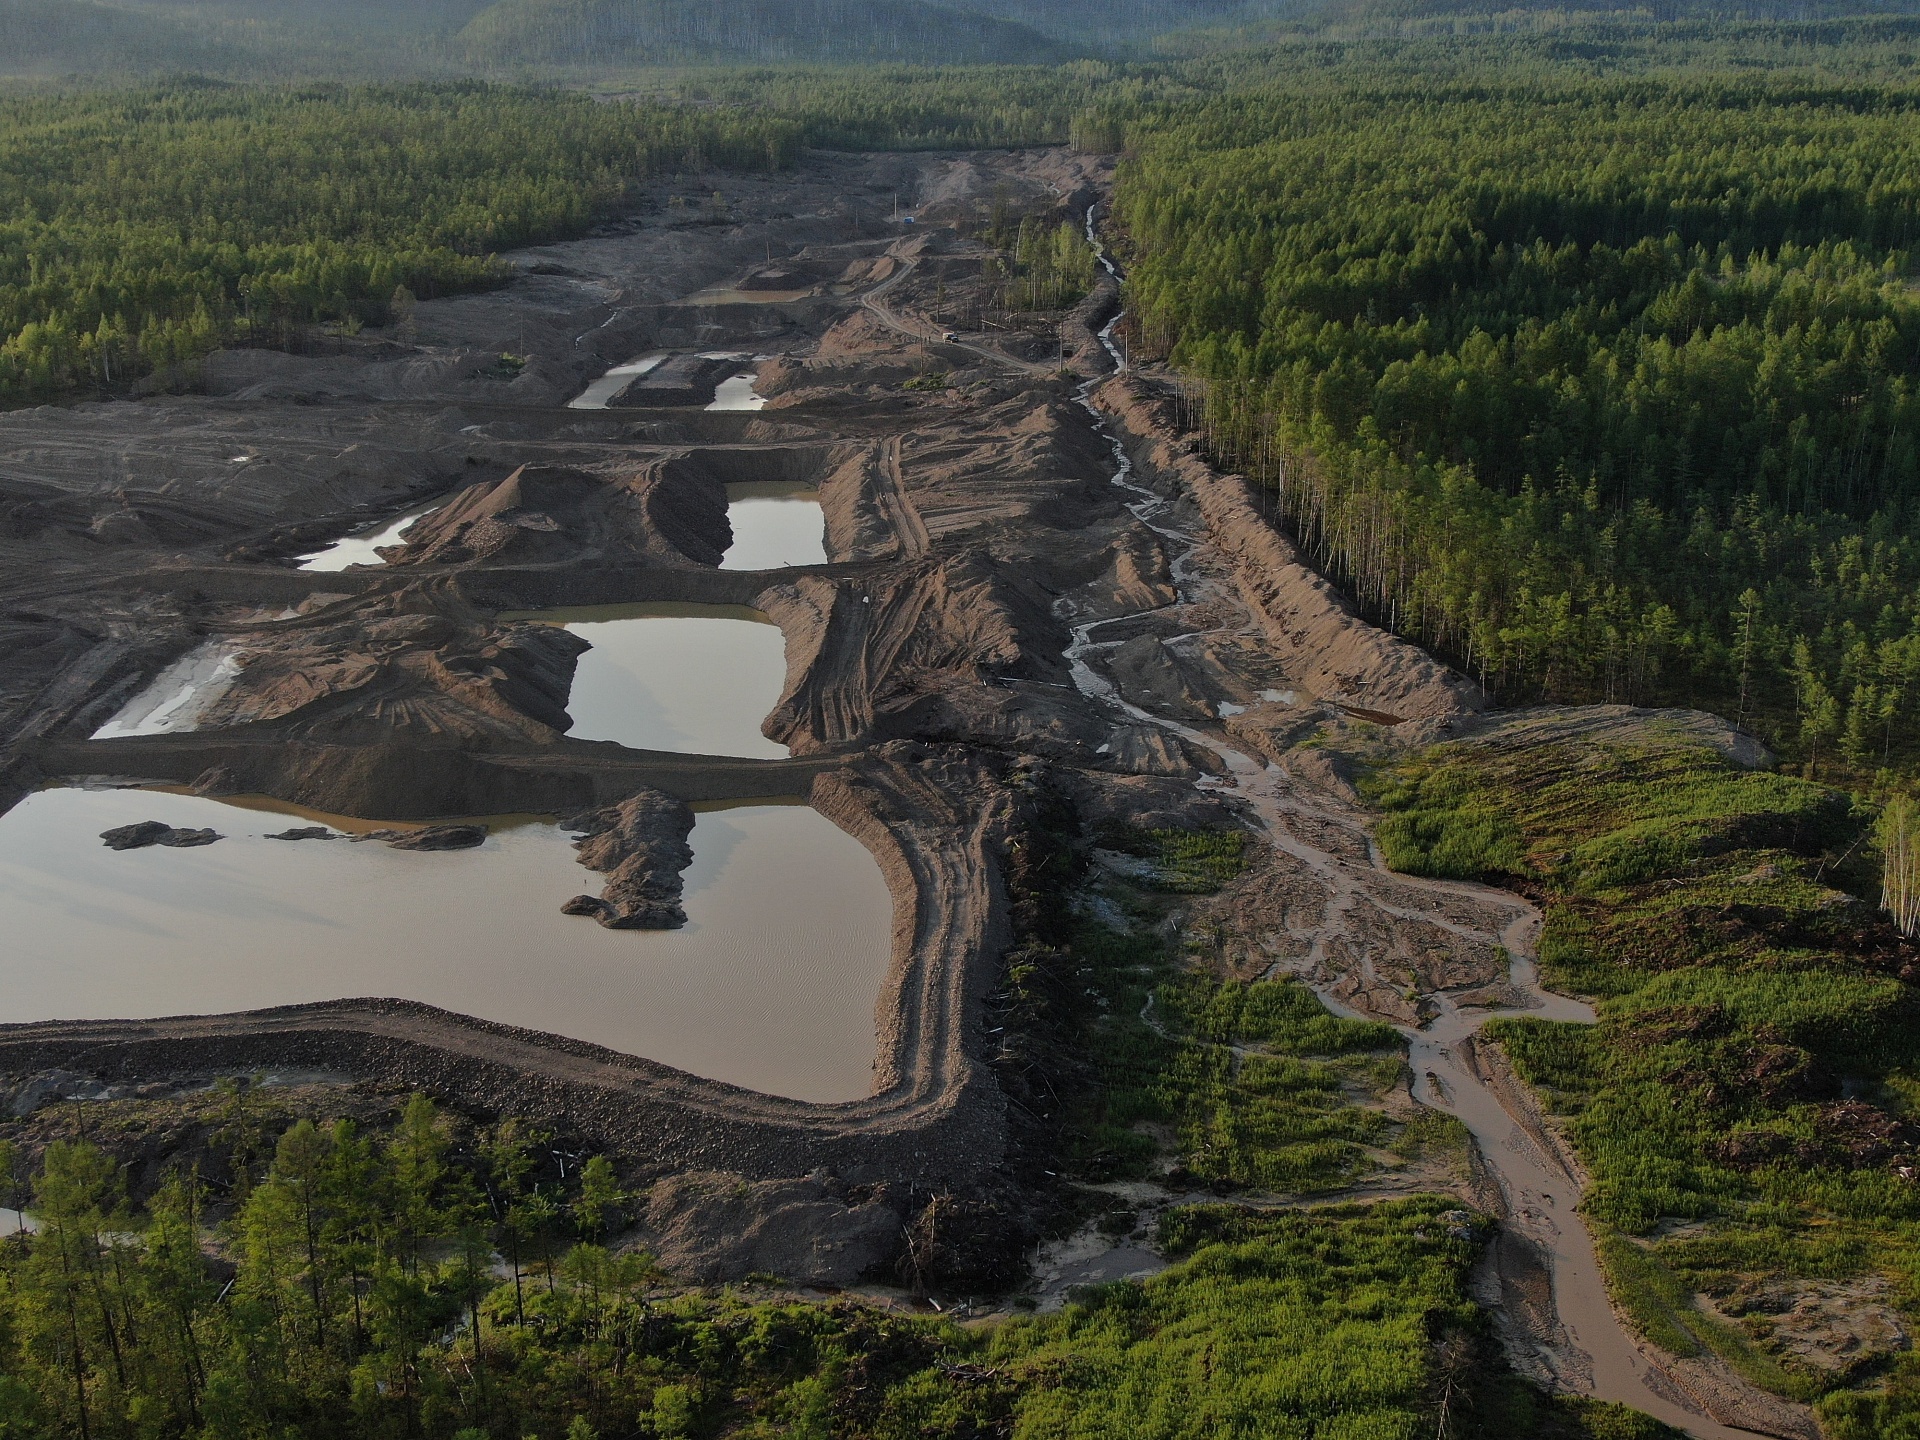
[1061,218,1765,1439]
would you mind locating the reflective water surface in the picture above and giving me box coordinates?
[568,354,665,409]
[707,371,767,411]
[93,640,242,739]
[721,483,827,570]
[505,603,790,758]
[296,499,444,571]
[0,788,894,1102]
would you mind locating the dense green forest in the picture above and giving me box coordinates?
[1112,72,1920,782]
[0,84,800,400]
[2,1103,1639,1440]
[0,826,1667,1440]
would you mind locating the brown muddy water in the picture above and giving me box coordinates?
[503,602,790,758]
[721,483,827,570]
[0,787,894,1101]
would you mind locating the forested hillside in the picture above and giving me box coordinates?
[952,0,1247,41]
[0,0,500,78]
[1115,75,1920,783]
[0,0,246,76]
[454,0,1067,68]
[0,84,799,400]
[0,0,1252,77]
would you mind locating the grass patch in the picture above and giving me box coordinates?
[1040,933,1404,1192]
[1099,824,1251,893]
[1594,1228,1819,1401]
[1161,973,1398,1053]
[1370,724,1920,1409]
[999,815,1405,1195]
[1390,1109,1473,1174]
[1365,763,1527,880]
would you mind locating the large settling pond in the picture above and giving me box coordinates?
[0,787,894,1102]
[506,603,790,758]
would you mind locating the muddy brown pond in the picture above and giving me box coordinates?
[0,787,894,1102]
[505,602,790,757]
[720,482,827,570]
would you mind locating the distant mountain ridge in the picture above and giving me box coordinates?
[454,0,1070,65]
[2,0,1258,74]
[11,0,1920,77]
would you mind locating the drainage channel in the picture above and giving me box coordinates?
[1057,204,1770,1440]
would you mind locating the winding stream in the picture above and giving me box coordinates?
[1064,210,1765,1440]
[0,787,892,1102]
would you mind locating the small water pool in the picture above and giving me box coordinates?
[721,483,826,570]
[568,354,665,410]
[505,603,790,758]
[93,640,242,739]
[296,498,444,571]
[707,371,767,411]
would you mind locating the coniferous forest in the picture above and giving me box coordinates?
[1115,71,1920,781]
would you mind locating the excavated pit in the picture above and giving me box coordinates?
[0,144,1819,1433]
[504,601,791,757]
[719,484,827,570]
[0,149,1121,1197]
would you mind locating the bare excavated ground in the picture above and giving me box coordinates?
[0,140,1540,1253]
[0,139,1835,1436]
[0,143,1208,1283]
